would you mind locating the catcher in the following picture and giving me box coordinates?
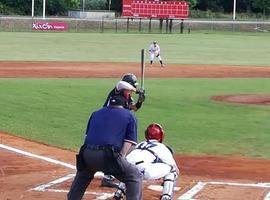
[113,123,179,200]
[149,41,165,67]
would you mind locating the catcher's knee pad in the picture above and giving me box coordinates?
[161,171,177,199]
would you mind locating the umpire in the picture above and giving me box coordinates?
[67,95,143,200]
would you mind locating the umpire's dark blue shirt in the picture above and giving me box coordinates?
[84,106,137,151]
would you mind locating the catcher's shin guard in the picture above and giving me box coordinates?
[161,171,177,200]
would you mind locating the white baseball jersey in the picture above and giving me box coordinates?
[149,44,162,62]
[126,140,179,180]
[149,44,161,54]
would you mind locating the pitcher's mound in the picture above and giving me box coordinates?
[212,94,270,105]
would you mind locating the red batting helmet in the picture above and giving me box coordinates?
[145,123,165,143]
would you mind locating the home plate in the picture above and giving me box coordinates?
[148,185,180,192]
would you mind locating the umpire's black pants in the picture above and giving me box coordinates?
[67,145,143,200]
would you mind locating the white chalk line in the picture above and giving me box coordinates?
[0,144,76,169]
[265,191,270,200]
[0,143,164,198]
[178,181,206,200]
[33,173,137,199]
[178,181,270,200]
[208,181,270,188]
[0,144,104,176]
[31,173,113,199]
[31,173,75,192]
[2,143,270,199]
[0,144,106,194]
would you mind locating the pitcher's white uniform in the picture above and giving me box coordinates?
[149,41,165,67]
[126,139,178,180]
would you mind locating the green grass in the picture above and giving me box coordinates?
[0,32,270,66]
[1,78,270,159]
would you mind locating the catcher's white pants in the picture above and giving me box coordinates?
[150,53,162,62]
[135,162,172,180]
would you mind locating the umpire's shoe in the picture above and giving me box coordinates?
[101,176,119,188]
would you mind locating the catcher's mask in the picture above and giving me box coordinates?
[153,41,157,45]
[145,123,165,143]
[122,73,138,88]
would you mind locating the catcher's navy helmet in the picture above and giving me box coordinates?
[122,73,138,88]
[145,123,165,143]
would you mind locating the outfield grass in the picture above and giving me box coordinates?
[1,78,270,159]
[0,32,270,66]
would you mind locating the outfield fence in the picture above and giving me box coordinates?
[0,16,270,33]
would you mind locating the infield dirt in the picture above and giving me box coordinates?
[1,61,270,199]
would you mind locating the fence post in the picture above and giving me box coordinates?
[148,18,152,33]
[180,19,184,34]
[159,18,163,33]
[165,18,169,33]
[115,18,118,33]
[169,19,173,33]
[100,17,104,33]
[139,18,142,32]
[127,17,130,33]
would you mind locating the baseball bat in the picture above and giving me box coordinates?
[141,49,145,90]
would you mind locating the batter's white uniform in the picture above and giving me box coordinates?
[149,43,163,63]
[126,140,178,179]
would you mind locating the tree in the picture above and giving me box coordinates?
[110,0,122,12]
[70,0,80,9]
[186,0,198,9]
[84,0,108,10]
[195,0,222,12]
[0,0,80,16]
[251,0,270,15]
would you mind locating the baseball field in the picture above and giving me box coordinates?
[1,32,270,199]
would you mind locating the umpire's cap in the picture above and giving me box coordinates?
[109,95,127,107]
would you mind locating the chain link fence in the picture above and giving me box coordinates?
[0,16,270,33]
